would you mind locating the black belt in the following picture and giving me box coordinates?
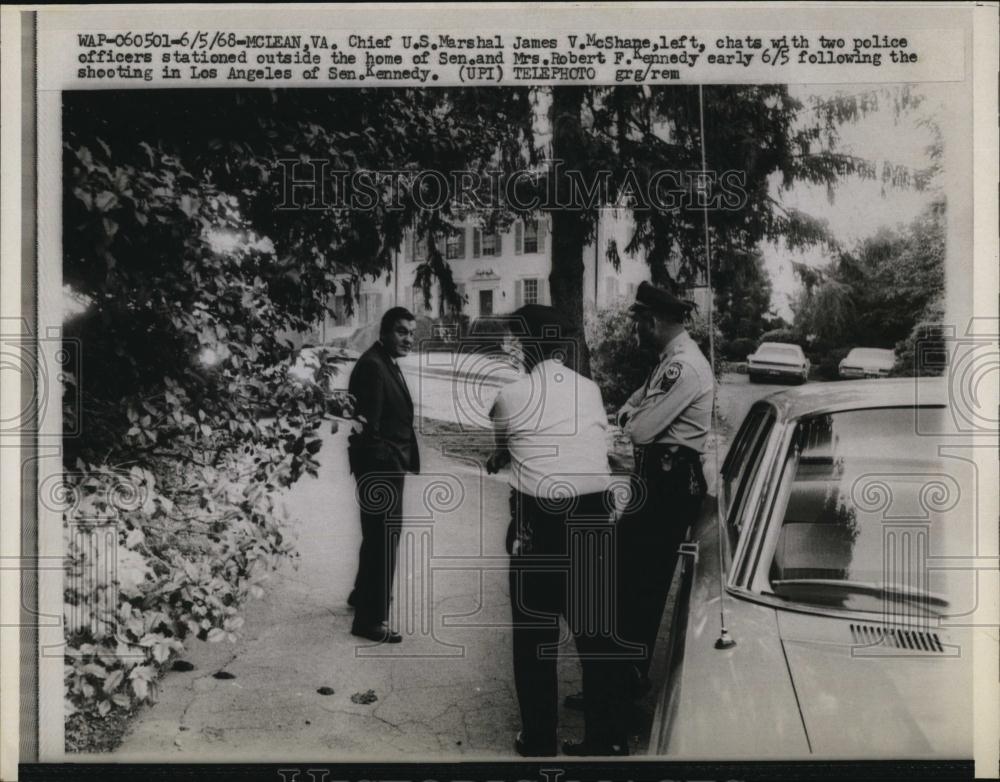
[634,443,707,498]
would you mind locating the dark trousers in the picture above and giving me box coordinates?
[508,489,628,747]
[353,471,405,625]
[616,446,705,678]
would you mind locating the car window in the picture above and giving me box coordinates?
[846,348,892,362]
[762,406,973,616]
[757,345,801,361]
[721,406,775,547]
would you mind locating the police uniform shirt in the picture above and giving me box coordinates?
[622,330,714,452]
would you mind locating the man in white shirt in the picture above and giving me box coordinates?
[488,305,628,758]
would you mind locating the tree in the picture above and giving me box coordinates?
[790,198,945,350]
[61,87,537,733]
[485,85,931,375]
[713,247,774,348]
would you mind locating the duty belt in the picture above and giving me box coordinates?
[633,443,707,498]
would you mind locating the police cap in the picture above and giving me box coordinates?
[629,281,695,322]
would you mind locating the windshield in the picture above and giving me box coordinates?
[764,407,973,616]
[846,348,893,363]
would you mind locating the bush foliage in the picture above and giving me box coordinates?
[586,302,723,411]
[62,134,351,730]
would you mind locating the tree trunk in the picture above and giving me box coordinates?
[547,86,593,378]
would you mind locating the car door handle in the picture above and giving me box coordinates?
[678,541,699,564]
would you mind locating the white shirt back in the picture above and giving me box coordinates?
[491,359,612,498]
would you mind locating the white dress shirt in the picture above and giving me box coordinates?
[491,359,612,498]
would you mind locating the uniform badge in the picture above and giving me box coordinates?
[660,362,682,390]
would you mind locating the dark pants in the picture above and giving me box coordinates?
[353,471,405,625]
[616,445,705,678]
[508,489,628,748]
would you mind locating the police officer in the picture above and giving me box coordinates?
[616,281,713,691]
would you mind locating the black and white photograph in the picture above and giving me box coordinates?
[2,4,998,781]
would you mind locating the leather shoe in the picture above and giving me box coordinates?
[561,739,629,757]
[351,622,402,644]
[564,670,650,711]
[514,731,556,757]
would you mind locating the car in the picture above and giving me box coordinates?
[839,347,897,379]
[650,379,974,758]
[747,341,810,384]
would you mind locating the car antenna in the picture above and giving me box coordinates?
[699,84,736,651]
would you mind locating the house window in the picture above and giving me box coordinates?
[410,233,428,263]
[515,278,544,307]
[515,219,546,254]
[359,292,384,325]
[445,229,466,260]
[523,279,539,305]
[605,276,619,301]
[411,285,432,313]
[455,283,467,309]
[525,220,544,253]
[473,228,502,258]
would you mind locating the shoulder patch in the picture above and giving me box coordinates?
[660,361,683,390]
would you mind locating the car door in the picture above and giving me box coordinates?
[651,402,780,751]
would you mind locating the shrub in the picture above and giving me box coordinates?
[585,305,656,411]
[586,301,726,411]
[812,346,852,381]
[62,137,349,737]
[685,306,725,377]
[757,328,805,348]
[721,337,758,361]
[894,320,947,377]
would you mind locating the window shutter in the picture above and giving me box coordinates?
[495,232,502,255]
[514,222,523,254]
[541,279,549,306]
[537,220,547,253]
[473,229,481,258]
[514,280,523,308]
[457,228,466,259]
[409,231,416,262]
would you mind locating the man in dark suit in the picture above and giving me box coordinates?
[347,307,419,643]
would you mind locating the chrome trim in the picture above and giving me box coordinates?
[649,530,700,753]
[723,583,953,626]
[678,541,699,564]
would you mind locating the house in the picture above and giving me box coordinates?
[313,212,708,342]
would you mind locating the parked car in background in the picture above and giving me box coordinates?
[747,341,810,384]
[650,379,973,758]
[839,347,896,379]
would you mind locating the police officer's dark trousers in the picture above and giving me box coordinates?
[508,489,628,750]
[616,444,706,679]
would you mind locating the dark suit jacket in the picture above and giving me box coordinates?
[348,341,420,474]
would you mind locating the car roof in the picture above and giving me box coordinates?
[756,378,947,421]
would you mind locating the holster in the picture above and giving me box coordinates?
[635,443,707,500]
